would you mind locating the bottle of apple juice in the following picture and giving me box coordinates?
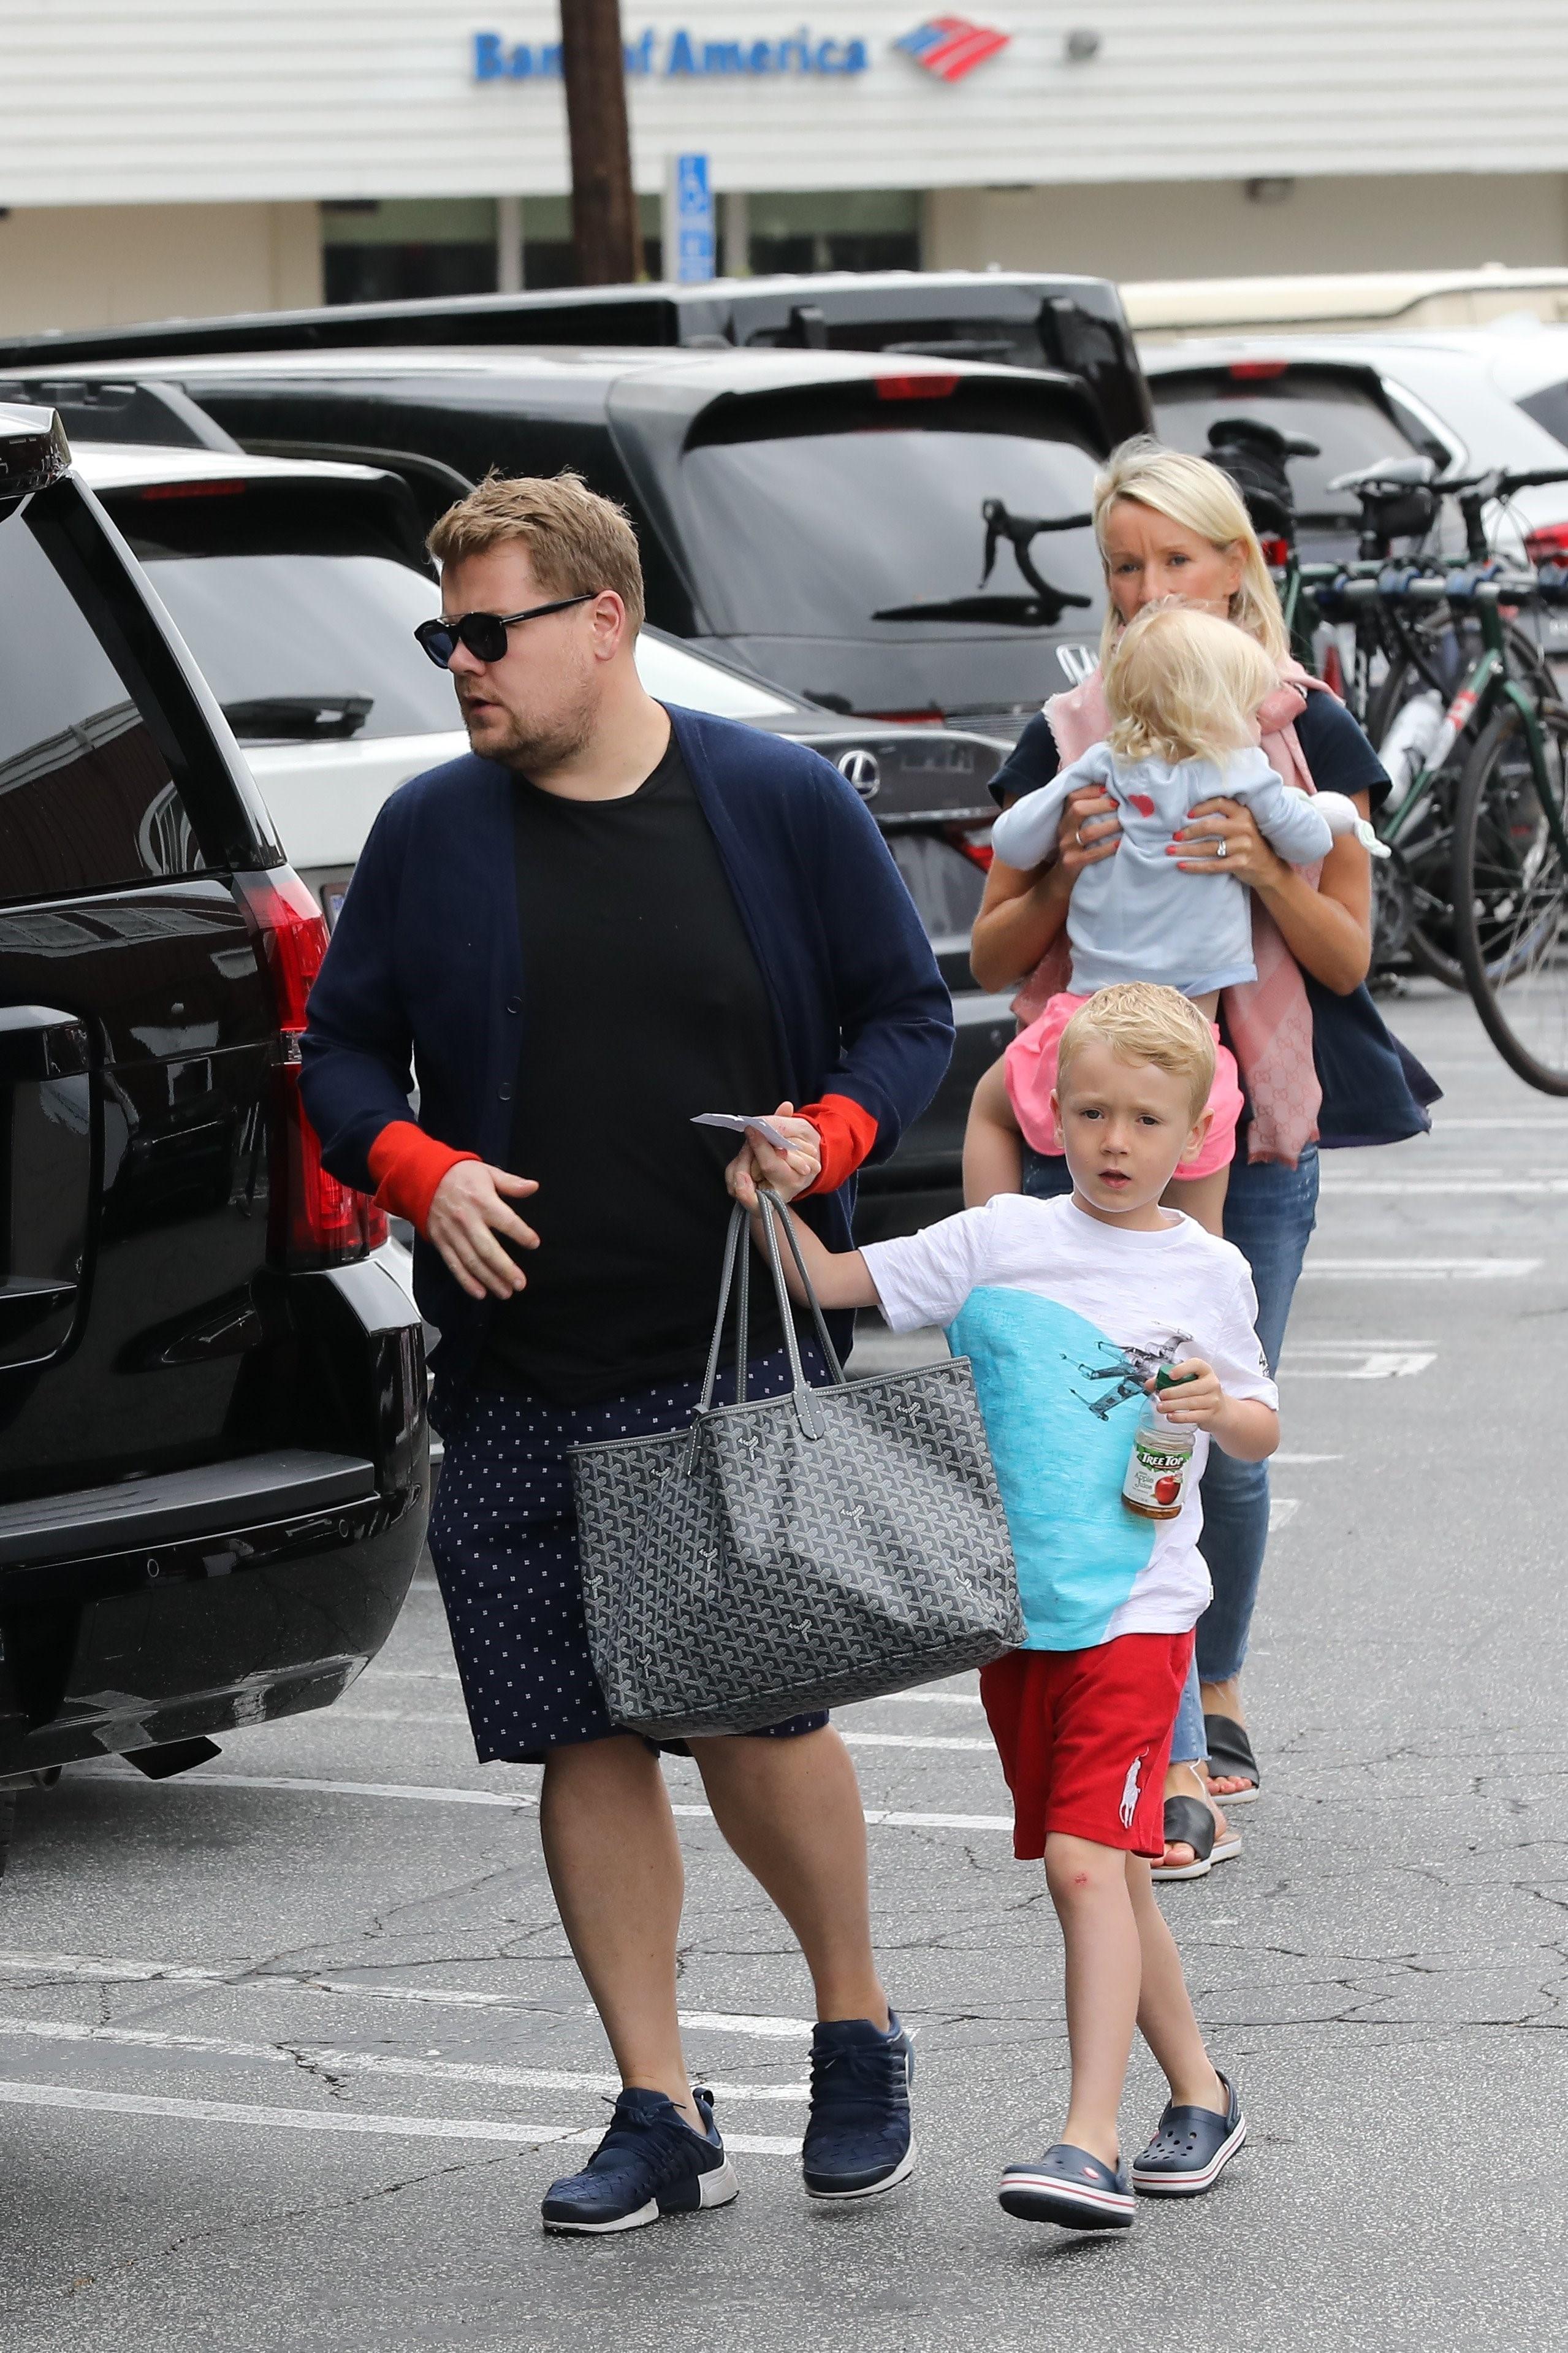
[1122,1368,1197,1521]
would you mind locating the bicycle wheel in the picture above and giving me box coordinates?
[1368,613,1555,989]
[1452,700,1568,1093]
[1366,630,1467,987]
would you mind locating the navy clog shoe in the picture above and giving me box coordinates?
[998,2141,1135,2231]
[1132,2070,1246,2197]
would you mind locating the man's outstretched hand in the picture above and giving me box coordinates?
[427,1162,540,1300]
[723,1100,822,1210]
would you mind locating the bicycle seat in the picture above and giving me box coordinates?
[1205,417,1315,539]
[1328,456,1437,494]
[1208,416,1321,465]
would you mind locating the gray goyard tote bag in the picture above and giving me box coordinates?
[570,1188,1023,1739]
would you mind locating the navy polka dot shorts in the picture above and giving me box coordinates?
[427,1343,831,1763]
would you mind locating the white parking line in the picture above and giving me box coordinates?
[0,1950,818,2038]
[90,1769,1018,1836]
[364,1670,986,1709]
[0,2078,799,2154]
[1298,1258,1539,1278]
[1282,1344,1436,1379]
[1268,1498,1301,1531]
[330,1713,995,1752]
[1321,1176,1568,1195]
[0,2015,807,2103]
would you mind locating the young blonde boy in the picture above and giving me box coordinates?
[732,983,1279,2230]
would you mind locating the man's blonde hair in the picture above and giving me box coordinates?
[1057,982,1216,1123]
[1093,435,1290,666]
[427,469,645,635]
[1103,602,1276,769]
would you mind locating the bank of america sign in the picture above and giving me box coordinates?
[894,18,1010,80]
[474,26,873,78]
[474,20,1011,82]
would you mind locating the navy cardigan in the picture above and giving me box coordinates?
[300,704,956,1395]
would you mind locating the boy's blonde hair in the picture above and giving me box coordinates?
[1057,982,1216,1123]
[1102,602,1276,769]
[1093,435,1290,666]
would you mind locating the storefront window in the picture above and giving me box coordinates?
[322,197,499,305]
[746,190,920,276]
[511,195,664,289]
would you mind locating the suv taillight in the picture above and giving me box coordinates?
[235,871,388,1269]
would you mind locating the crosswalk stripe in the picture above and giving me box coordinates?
[1297,1257,1539,1278]
[0,1950,818,2037]
[85,1769,1018,1836]
[0,2078,799,2154]
[330,1712,994,1752]
[0,2016,807,2103]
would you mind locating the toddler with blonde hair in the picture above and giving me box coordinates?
[965,602,1366,1231]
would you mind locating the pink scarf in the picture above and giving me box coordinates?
[1013,659,1330,1165]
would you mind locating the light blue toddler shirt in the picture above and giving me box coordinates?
[990,741,1336,997]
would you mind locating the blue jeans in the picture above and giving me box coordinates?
[1021,1145,1320,1764]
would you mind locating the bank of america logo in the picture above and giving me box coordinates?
[895,17,1010,82]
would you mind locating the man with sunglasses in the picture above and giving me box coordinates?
[301,471,953,2234]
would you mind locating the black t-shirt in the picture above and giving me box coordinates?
[989,688,1392,816]
[477,734,786,1405]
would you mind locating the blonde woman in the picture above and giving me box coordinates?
[970,437,1433,1878]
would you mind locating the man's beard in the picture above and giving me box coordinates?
[458,690,596,774]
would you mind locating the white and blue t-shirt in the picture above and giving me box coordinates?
[861,1194,1277,1652]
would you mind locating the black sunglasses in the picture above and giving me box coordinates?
[414,592,598,669]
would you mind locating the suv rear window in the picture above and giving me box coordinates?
[0,501,202,902]
[100,475,458,745]
[1150,364,1452,524]
[677,380,1103,637]
[1517,381,1568,451]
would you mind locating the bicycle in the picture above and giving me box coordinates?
[1221,435,1568,987]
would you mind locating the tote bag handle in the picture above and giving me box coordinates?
[694,1191,847,1442]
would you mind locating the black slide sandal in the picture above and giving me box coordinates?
[1151,1795,1216,1882]
[1203,1713,1261,1806]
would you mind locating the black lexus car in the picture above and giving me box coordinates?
[0,400,429,1871]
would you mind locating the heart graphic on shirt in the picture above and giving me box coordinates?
[1127,793,1157,817]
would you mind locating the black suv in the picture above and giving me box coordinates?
[0,270,1154,447]
[1,349,1111,737]
[0,402,428,1865]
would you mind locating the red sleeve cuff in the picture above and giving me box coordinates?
[797,1094,879,1196]
[366,1121,481,1232]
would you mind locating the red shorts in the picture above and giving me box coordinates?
[980,1631,1195,1862]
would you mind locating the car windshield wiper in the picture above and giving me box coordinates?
[980,498,1095,598]
[221,694,373,742]
[872,590,1092,627]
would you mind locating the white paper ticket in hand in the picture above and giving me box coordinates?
[692,1112,793,1152]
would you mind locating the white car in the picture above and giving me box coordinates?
[1141,325,1568,608]
[74,437,1007,920]
[72,437,1012,1327]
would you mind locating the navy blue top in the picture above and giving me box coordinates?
[989,688,1393,813]
[300,703,956,1397]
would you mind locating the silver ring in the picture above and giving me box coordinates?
[1214,837,1229,860]
[1074,826,1086,848]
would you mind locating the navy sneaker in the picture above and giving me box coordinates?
[998,2141,1135,2232]
[801,2012,916,2199]
[540,2086,738,2235]
[1132,2070,1246,2197]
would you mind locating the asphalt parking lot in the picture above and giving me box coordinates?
[1,978,1564,2353]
